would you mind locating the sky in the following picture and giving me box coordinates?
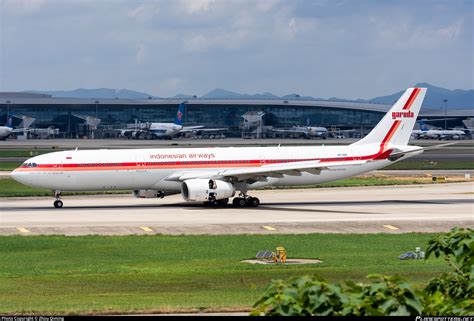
[0,0,472,99]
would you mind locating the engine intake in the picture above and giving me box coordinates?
[181,179,235,202]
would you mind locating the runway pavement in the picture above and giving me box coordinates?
[1,182,472,236]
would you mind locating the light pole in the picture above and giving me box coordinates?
[94,100,99,139]
[6,100,11,123]
[443,99,448,130]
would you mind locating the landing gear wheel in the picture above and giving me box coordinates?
[217,198,229,205]
[248,197,260,207]
[233,197,247,207]
[54,200,63,208]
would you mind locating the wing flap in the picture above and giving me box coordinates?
[164,159,367,182]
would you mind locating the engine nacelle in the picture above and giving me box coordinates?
[181,179,235,202]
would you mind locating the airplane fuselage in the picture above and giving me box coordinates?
[11,144,419,192]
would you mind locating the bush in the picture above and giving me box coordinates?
[252,227,473,316]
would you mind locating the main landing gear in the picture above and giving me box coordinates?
[53,190,63,208]
[232,193,260,208]
[204,194,260,208]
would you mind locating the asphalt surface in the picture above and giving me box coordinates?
[1,182,472,236]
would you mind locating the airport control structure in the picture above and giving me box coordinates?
[0,92,472,139]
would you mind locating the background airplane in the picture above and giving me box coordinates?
[1,115,58,140]
[119,102,226,139]
[412,120,468,140]
[269,125,356,139]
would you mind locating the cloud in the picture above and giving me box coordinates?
[1,0,472,98]
[1,0,46,14]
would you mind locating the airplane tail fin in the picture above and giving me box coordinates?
[352,87,426,147]
[6,116,13,128]
[174,102,186,126]
[419,119,429,131]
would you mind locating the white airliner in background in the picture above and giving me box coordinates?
[119,103,225,139]
[13,87,439,208]
[270,125,355,139]
[412,120,467,140]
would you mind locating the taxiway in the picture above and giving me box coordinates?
[1,182,472,236]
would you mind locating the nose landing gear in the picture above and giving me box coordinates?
[53,190,63,208]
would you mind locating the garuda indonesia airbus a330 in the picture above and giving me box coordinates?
[12,87,439,208]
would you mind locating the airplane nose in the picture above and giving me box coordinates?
[10,169,26,184]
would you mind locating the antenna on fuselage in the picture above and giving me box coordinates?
[75,147,79,151]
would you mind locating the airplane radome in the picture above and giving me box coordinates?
[12,88,431,209]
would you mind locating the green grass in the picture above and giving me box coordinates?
[0,162,21,171]
[386,160,474,170]
[0,149,61,157]
[0,233,448,314]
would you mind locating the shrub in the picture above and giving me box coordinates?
[252,227,473,316]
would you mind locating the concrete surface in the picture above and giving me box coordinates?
[1,182,472,235]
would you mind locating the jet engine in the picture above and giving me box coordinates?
[181,179,235,202]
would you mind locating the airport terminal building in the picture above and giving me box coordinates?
[0,92,472,138]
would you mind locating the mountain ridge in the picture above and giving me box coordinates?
[26,83,473,109]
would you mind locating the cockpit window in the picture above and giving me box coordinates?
[21,162,38,168]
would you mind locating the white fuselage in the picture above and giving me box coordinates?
[413,129,466,139]
[148,123,183,137]
[11,144,417,192]
[0,126,13,139]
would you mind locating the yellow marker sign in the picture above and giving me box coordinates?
[383,225,399,230]
[17,227,31,233]
[262,226,277,231]
[140,226,153,232]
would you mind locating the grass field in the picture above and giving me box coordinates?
[385,160,474,170]
[0,149,61,157]
[0,233,449,315]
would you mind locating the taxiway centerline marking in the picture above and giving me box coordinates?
[262,225,277,231]
[382,225,399,230]
[140,226,153,232]
[17,227,31,233]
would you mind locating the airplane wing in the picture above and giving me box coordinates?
[11,128,34,133]
[180,126,205,133]
[268,128,308,135]
[165,159,367,183]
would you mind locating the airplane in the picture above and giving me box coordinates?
[0,115,58,140]
[269,126,330,139]
[269,125,356,139]
[412,120,467,140]
[13,87,445,209]
[119,102,225,139]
